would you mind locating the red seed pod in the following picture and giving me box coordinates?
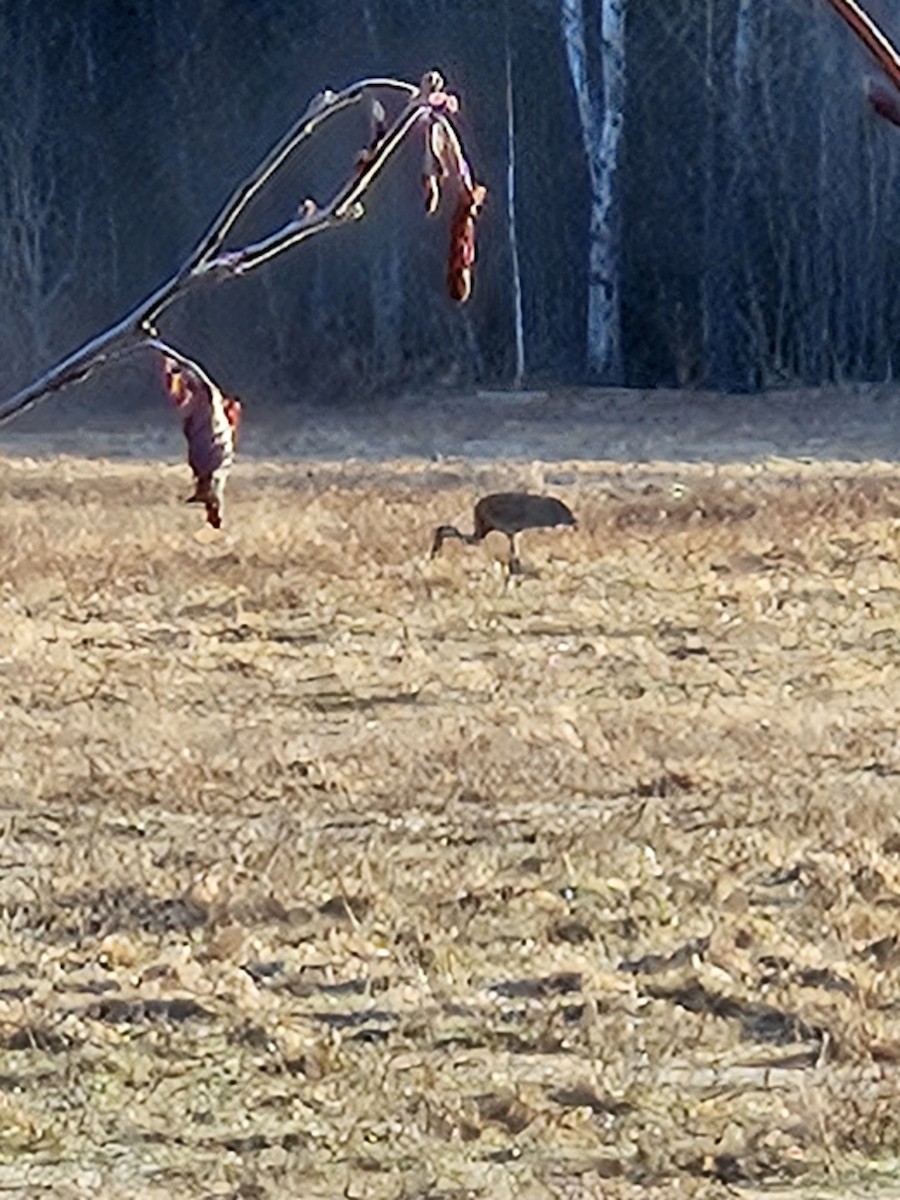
[161,356,236,529]
[446,184,486,303]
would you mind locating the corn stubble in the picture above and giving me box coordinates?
[0,451,900,1197]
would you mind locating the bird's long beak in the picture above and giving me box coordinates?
[430,527,445,558]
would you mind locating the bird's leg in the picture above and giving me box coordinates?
[507,534,523,575]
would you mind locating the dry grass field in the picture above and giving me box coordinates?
[2,411,900,1197]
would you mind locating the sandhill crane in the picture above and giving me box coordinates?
[430,492,577,574]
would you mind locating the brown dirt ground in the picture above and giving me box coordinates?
[2,390,900,1198]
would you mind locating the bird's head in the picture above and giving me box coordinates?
[430,524,461,557]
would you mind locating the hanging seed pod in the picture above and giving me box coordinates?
[162,356,238,529]
[446,183,486,303]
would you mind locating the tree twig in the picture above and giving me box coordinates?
[189,77,417,267]
[213,100,428,276]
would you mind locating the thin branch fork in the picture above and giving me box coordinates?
[199,99,429,278]
[189,76,418,271]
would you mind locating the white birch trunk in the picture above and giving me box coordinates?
[560,0,626,382]
[734,0,754,91]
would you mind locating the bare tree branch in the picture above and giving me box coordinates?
[187,77,418,274]
[207,100,429,278]
[0,71,482,431]
[0,68,484,531]
[823,0,900,94]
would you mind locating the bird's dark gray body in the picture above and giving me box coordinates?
[472,493,576,538]
[431,491,577,573]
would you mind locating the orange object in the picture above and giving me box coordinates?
[447,183,487,304]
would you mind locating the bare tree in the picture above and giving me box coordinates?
[560,0,627,382]
[0,8,86,381]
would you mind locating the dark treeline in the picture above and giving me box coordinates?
[2,0,900,409]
